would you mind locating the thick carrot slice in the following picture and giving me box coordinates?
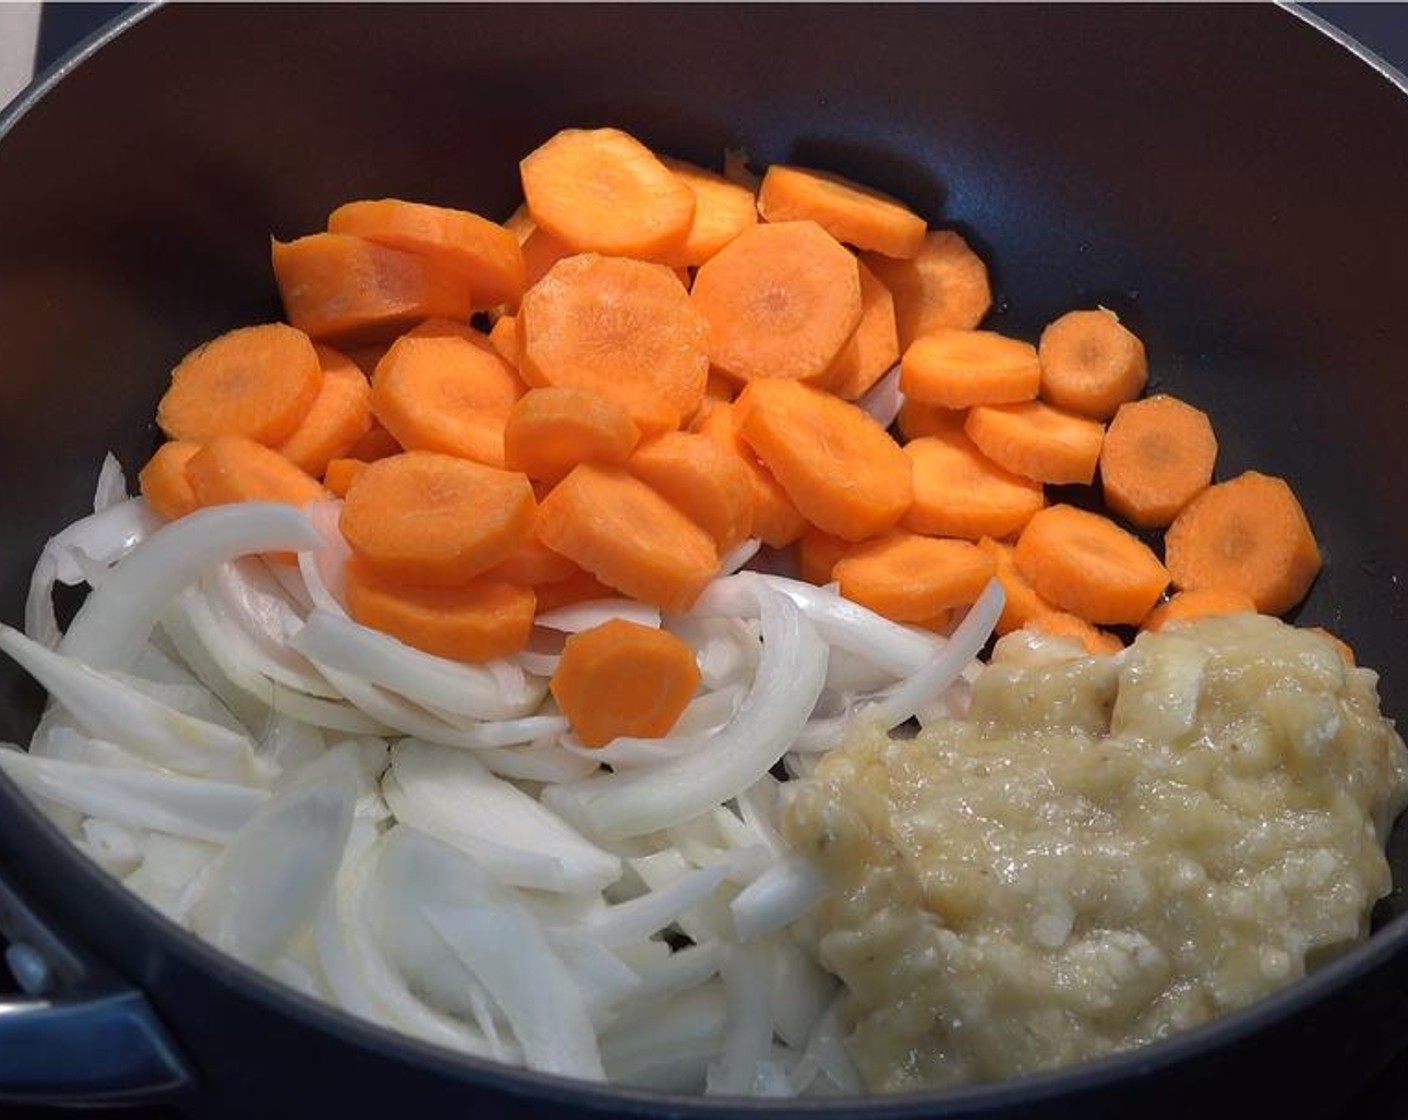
[346,421,402,462]
[826,259,901,401]
[862,230,991,350]
[691,221,863,385]
[519,253,708,435]
[978,536,1056,635]
[897,398,968,442]
[1164,471,1321,615]
[658,157,758,267]
[488,315,520,367]
[138,441,201,521]
[1142,587,1257,632]
[187,436,329,509]
[1100,394,1217,529]
[271,233,474,346]
[327,198,527,309]
[520,127,695,259]
[799,527,851,586]
[965,400,1105,485]
[276,345,373,477]
[503,387,642,483]
[833,532,996,623]
[627,431,754,552]
[1038,308,1148,419]
[323,457,367,498]
[757,165,926,259]
[156,323,322,446]
[339,451,536,587]
[535,463,718,612]
[1014,504,1169,625]
[344,560,535,662]
[694,402,806,548]
[481,532,581,586]
[533,567,620,612]
[900,329,1041,408]
[551,619,702,747]
[736,378,912,542]
[1025,610,1123,656]
[401,316,502,353]
[369,322,525,468]
[902,430,1044,540]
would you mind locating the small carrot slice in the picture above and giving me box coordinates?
[536,463,718,612]
[271,232,474,346]
[138,441,201,521]
[978,536,1056,635]
[827,259,901,401]
[1164,471,1321,615]
[346,421,402,462]
[897,398,968,442]
[533,567,620,612]
[520,127,695,259]
[1038,308,1148,419]
[370,322,525,468]
[1025,610,1123,656]
[519,253,709,436]
[862,230,991,350]
[276,345,373,477]
[339,451,536,587]
[900,329,1041,409]
[503,387,642,483]
[1100,394,1218,529]
[627,431,754,553]
[488,315,520,367]
[551,619,702,748]
[965,400,1105,485]
[902,430,1044,540]
[799,527,851,586]
[1142,587,1258,632]
[327,198,527,309]
[757,165,926,259]
[323,457,367,498]
[344,560,536,663]
[833,532,996,623]
[156,323,322,446]
[658,156,758,267]
[187,436,329,509]
[735,379,912,542]
[481,532,581,586]
[694,402,807,548]
[1014,504,1169,626]
[691,220,862,385]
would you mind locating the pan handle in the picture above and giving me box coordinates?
[0,864,193,1103]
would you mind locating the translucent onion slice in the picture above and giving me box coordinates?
[474,739,600,784]
[92,452,129,513]
[855,364,903,429]
[60,503,318,671]
[576,865,727,948]
[729,855,830,942]
[24,551,61,649]
[717,538,762,577]
[47,498,162,587]
[535,599,661,633]
[557,686,743,772]
[706,943,775,1096]
[767,934,838,1051]
[600,980,726,1092]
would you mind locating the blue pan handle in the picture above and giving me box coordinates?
[0,866,192,1103]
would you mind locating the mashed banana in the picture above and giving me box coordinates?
[784,614,1408,1092]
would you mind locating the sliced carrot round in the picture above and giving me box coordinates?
[345,561,536,663]
[693,401,807,548]
[862,230,991,350]
[481,533,582,586]
[518,253,708,435]
[757,165,926,259]
[186,436,329,510]
[550,619,702,747]
[798,527,851,586]
[1038,308,1148,419]
[323,457,367,498]
[627,431,754,553]
[339,451,536,587]
[520,127,695,259]
[138,441,202,521]
[897,398,968,442]
[658,156,759,267]
[833,532,996,623]
[826,258,901,401]
[691,220,862,385]
[533,567,620,612]
[902,430,1045,540]
[1025,610,1123,656]
[1142,587,1258,632]
[276,345,373,477]
[965,400,1105,485]
[978,536,1056,636]
[1100,394,1217,529]
[503,387,642,483]
[900,329,1041,409]
[157,323,322,446]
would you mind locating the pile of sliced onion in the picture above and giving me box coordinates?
[0,455,1001,1097]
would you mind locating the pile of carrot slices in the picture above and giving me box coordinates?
[138,125,1331,748]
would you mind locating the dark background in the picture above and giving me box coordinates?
[9,3,1408,1118]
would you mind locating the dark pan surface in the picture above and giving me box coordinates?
[3,4,1408,1117]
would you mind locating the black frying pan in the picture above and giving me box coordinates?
[2,4,1408,1117]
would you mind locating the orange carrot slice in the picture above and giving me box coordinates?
[481,532,582,587]
[1164,471,1321,615]
[658,156,758,267]
[1014,504,1168,625]
[345,560,536,662]
[691,220,863,385]
[323,457,367,498]
[519,253,708,436]
[1141,587,1258,632]
[902,430,1044,540]
[488,315,520,367]
[533,567,620,612]
[276,345,373,477]
[1038,308,1148,419]
[897,398,968,442]
[693,402,807,548]
[138,441,202,521]
[535,463,718,612]
[798,527,851,586]
[757,165,926,259]
[1100,394,1217,529]
[735,378,912,542]
[339,451,536,587]
[503,387,642,483]
[627,431,754,553]
[978,536,1056,635]
[346,421,402,463]
[826,259,901,401]
[520,127,695,259]
[900,329,1041,408]
[156,323,322,446]
[327,198,527,309]
[1025,610,1123,656]
[186,436,329,509]
[550,619,702,747]
[965,400,1105,485]
[833,532,996,622]
[862,230,991,349]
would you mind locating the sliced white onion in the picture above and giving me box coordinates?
[48,498,162,586]
[92,452,129,513]
[729,855,829,942]
[577,865,727,948]
[767,934,838,1051]
[24,551,61,650]
[706,943,775,1096]
[717,538,762,577]
[474,740,600,784]
[600,980,726,1092]
[557,686,742,772]
[535,599,661,633]
[854,364,904,429]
